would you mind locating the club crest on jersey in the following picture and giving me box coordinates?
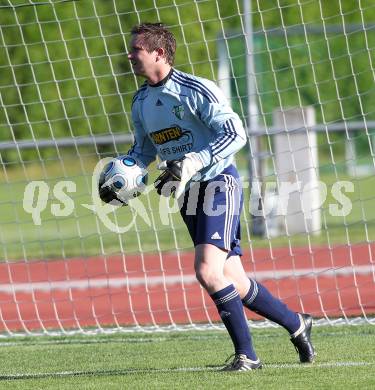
[172,104,184,120]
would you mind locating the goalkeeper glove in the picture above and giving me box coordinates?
[154,159,182,196]
[174,152,204,199]
[154,152,204,198]
[98,176,127,206]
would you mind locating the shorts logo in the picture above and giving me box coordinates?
[172,104,184,120]
[211,232,221,240]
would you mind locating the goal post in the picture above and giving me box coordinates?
[0,0,374,336]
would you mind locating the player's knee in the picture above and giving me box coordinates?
[194,261,206,286]
[194,261,223,290]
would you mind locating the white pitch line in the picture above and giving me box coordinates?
[0,337,171,347]
[0,265,373,293]
[267,361,374,368]
[0,361,373,379]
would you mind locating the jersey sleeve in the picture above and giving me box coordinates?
[127,101,157,167]
[193,80,247,167]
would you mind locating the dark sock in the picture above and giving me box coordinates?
[211,284,257,360]
[242,279,301,334]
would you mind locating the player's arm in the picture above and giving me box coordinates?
[127,102,157,167]
[172,81,247,198]
[193,80,247,167]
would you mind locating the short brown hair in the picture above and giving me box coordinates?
[131,23,176,66]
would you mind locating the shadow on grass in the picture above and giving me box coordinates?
[0,365,223,381]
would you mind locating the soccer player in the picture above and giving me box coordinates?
[100,22,315,371]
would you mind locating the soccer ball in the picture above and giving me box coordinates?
[99,155,148,202]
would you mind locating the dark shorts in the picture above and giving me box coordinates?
[180,164,243,257]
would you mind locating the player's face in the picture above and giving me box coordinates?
[128,35,158,78]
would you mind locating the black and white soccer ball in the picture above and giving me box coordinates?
[99,155,148,202]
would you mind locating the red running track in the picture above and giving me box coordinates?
[0,243,374,332]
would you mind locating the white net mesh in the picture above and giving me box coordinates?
[0,0,374,336]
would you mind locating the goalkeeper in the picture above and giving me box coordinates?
[101,22,315,371]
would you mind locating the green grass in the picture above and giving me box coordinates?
[0,152,374,260]
[0,325,374,389]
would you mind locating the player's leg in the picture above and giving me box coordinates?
[224,255,300,332]
[224,255,315,363]
[222,254,250,297]
[183,165,261,370]
[194,243,261,370]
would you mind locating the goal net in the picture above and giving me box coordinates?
[0,0,374,336]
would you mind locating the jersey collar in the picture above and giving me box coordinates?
[148,68,174,88]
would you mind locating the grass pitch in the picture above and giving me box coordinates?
[0,324,373,389]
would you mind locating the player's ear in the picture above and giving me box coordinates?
[155,47,165,61]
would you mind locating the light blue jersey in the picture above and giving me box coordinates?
[128,69,247,182]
